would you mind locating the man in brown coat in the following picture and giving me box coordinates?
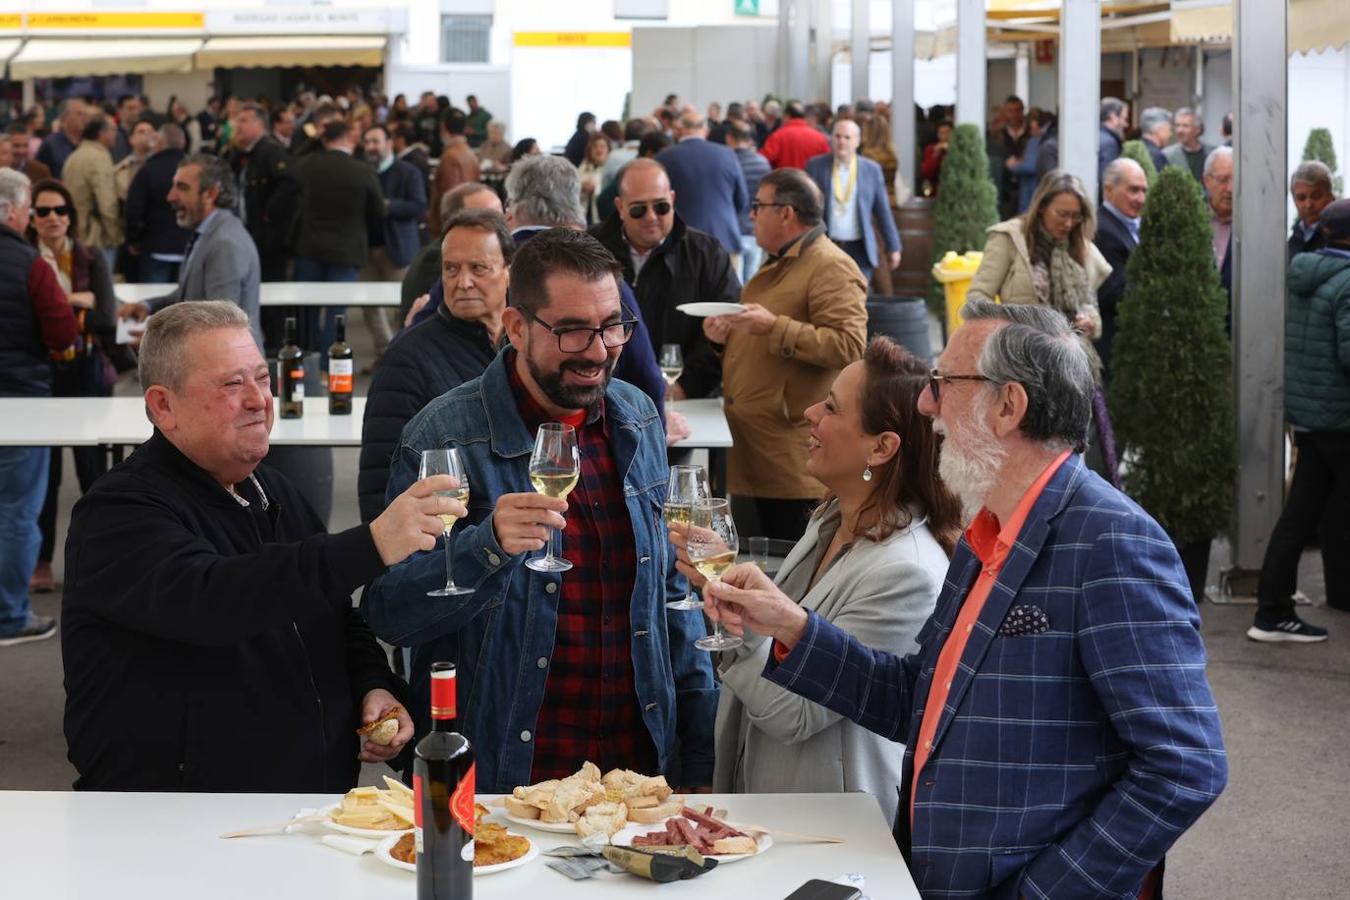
[62,115,124,268]
[704,168,868,541]
[430,109,480,237]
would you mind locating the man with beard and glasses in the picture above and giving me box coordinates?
[363,228,718,793]
[696,298,1227,899]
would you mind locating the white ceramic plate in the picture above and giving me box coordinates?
[318,802,413,839]
[676,302,745,317]
[374,832,540,876]
[499,810,580,834]
[609,822,772,864]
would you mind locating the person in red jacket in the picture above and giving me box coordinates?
[761,101,831,170]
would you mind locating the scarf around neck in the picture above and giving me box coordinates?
[1031,223,1090,319]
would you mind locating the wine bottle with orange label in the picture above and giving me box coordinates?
[327,314,353,415]
[278,316,304,419]
[414,662,475,899]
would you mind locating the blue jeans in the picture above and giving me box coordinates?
[739,234,764,284]
[139,256,180,284]
[293,257,358,360]
[0,446,49,635]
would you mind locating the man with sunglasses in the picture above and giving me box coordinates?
[590,158,739,402]
[364,228,717,792]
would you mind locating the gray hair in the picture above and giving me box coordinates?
[1103,156,1146,189]
[1204,145,1232,179]
[1139,106,1172,137]
[0,167,31,221]
[181,152,236,210]
[1291,160,1333,194]
[959,297,1094,452]
[1100,97,1126,122]
[504,155,584,227]
[157,122,186,150]
[1174,106,1198,123]
[759,168,823,226]
[139,301,251,395]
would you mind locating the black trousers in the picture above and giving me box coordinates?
[752,497,817,544]
[833,238,873,287]
[1256,430,1350,619]
[38,446,107,562]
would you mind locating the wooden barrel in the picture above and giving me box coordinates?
[893,198,935,297]
[866,296,933,363]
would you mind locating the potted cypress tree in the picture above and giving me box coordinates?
[1108,167,1236,600]
[927,123,999,319]
[1302,128,1343,194]
[1119,139,1159,186]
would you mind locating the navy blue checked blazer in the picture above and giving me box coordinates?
[766,454,1227,899]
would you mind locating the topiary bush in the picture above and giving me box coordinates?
[1109,166,1235,546]
[928,123,999,316]
[1119,139,1159,187]
[1302,127,1343,194]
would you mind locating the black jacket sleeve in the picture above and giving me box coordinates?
[345,604,408,708]
[358,352,427,523]
[124,165,148,246]
[680,238,739,399]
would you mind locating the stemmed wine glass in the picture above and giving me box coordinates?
[525,422,580,573]
[659,344,683,393]
[420,448,473,597]
[664,464,711,610]
[687,498,743,652]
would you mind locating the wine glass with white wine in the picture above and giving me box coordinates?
[687,498,743,652]
[664,464,710,610]
[525,422,580,573]
[659,344,683,394]
[419,448,473,597]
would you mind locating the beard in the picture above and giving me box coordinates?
[935,398,1006,524]
[525,346,615,411]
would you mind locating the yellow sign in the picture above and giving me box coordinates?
[513,32,631,48]
[27,12,205,30]
[0,14,20,30]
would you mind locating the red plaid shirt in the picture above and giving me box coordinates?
[506,355,658,780]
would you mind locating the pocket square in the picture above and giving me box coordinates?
[997,604,1050,636]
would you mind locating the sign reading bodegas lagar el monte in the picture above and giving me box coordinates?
[203,8,407,36]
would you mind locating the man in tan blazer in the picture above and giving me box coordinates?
[705,168,868,541]
[62,114,124,267]
[429,109,480,237]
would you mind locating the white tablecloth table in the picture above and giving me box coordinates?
[669,398,732,449]
[115,282,403,307]
[0,790,917,898]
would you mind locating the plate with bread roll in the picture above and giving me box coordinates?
[501,762,685,836]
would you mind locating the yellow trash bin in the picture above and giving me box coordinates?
[931,251,985,337]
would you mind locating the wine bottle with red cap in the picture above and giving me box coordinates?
[414,662,475,899]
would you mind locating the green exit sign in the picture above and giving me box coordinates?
[735,0,759,16]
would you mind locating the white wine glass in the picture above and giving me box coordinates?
[659,344,683,393]
[420,448,473,597]
[664,464,710,611]
[525,422,580,573]
[688,498,743,652]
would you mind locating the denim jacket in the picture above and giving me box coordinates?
[362,349,718,792]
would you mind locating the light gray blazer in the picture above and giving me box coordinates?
[712,501,948,825]
[151,208,262,346]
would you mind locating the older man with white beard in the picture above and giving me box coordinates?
[698,298,1227,899]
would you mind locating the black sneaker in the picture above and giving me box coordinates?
[1247,615,1329,643]
[0,613,57,647]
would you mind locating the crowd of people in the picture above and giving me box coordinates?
[3,78,1346,898]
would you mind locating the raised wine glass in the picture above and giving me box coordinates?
[525,422,580,573]
[420,448,473,597]
[664,464,710,610]
[687,498,743,652]
[659,344,683,393]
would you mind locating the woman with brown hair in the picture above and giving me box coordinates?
[578,132,611,226]
[672,336,958,824]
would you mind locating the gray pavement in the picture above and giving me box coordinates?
[3,316,1349,897]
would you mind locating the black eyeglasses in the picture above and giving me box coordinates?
[928,368,995,403]
[33,205,71,218]
[525,310,638,353]
[627,200,672,219]
[750,200,791,214]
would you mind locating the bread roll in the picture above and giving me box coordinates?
[503,796,541,820]
[711,836,758,856]
[625,797,684,824]
[574,801,628,838]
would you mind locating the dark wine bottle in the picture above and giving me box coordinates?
[327,314,353,415]
[414,662,475,899]
[278,316,304,420]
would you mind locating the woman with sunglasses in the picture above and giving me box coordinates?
[26,178,120,594]
[670,337,959,825]
[967,169,1112,338]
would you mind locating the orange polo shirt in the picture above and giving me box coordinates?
[909,450,1071,822]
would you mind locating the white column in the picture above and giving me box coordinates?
[778,0,792,99]
[851,0,870,103]
[1058,0,1102,198]
[892,0,916,190]
[791,0,813,100]
[1014,43,1031,104]
[1230,0,1288,572]
[813,0,833,104]
[955,0,986,127]
[1194,46,1206,112]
